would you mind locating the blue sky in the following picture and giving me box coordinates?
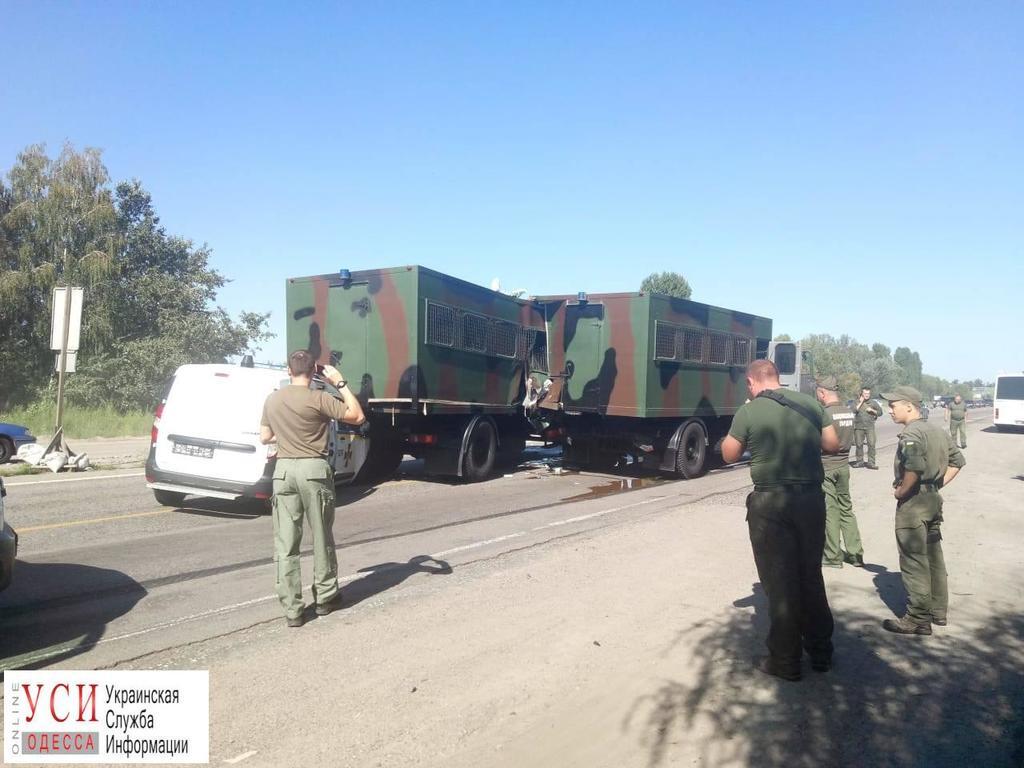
[2,2,1021,381]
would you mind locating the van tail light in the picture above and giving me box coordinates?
[151,402,164,446]
[543,426,566,441]
[408,433,438,446]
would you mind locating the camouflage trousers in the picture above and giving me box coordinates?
[272,457,339,619]
[949,419,966,448]
[822,465,863,565]
[853,426,876,464]
[895,490,947,625]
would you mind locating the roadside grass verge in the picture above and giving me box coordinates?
[0,462,47,477]
[0,402,151,439]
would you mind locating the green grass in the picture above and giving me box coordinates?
[0,401,152,439]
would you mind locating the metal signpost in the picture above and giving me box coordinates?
[48,286,83,455]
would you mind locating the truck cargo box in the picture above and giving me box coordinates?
[538,291,773,419]
[287,265,547,414]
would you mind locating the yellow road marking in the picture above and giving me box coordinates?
[19,507,174,532]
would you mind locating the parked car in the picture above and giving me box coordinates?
[0,422,36,464]
[145,363,368,507]
[0,477,16,591]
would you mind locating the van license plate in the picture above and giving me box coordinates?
[173,442,214,459]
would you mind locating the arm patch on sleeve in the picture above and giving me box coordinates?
[900,439,928,473]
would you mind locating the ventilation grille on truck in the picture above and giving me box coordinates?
[654,321,753,368]
[425,300,536,361]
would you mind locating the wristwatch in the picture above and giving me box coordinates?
[335,379,347,389]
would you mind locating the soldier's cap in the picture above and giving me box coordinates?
[815,375,839,391]
[880,385,923,406]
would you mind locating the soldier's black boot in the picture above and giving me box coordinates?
[754,656,802,681]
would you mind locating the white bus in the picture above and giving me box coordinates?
[993,373,1024,431]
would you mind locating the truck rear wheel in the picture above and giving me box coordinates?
[675,421,708,479]
[463,420,497,482]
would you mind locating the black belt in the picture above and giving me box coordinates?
[753,483,820,492]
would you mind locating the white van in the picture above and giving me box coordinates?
[145,363,367,506]
[994,373,1024,431]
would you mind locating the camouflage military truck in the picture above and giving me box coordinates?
[534,292,801,478]
[286,266,547,482]
[286,265,809,482]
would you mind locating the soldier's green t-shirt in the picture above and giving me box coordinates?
[893,417,966,488]
[822,401,855,470]
[854,398,883,427]
[261,385,348,459]
[948,401,967,421]
[729,388,827,487]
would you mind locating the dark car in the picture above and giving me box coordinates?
[0,477,15,591]
[0,422,36,464]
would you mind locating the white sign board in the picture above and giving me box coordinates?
[50,287,83,352]
[55,351,78,373]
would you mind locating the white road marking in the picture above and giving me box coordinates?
[224,750,258,764]
[8,492,672,666]
[531,496,664,530]
[432,532,527,558]
[7,470,146,486]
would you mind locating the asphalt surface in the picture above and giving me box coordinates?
[2,408,1018,767]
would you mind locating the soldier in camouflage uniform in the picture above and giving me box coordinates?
[815,377,864,568]
[852,387,883,469]
[946,394,968,449]
[880,385,965,635]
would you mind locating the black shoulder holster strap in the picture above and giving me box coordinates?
[756,390,822,430]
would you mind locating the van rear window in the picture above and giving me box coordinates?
[165,373,279,433]
[996,376,1024,400]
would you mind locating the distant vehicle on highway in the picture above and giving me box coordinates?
[0,422,36,464]
[0,477,16,591]
[993,373,1024,431]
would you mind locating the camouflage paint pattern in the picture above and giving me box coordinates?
[286,266,545,409]
[538,292,772,419]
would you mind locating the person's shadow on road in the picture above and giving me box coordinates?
[863,563,907,617]
[338,555,452,610]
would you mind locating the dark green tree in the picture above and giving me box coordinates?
[894,347,923,388]
[640,271,692,299]
[0,144,271,409]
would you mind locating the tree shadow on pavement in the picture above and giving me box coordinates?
[339,555,452,609]
[0,561,146,675]
[623,584,1024,768]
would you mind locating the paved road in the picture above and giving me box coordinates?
[3,410,1018,767]
[0,413,912,672]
